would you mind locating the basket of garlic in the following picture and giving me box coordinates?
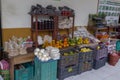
[34,46,60,62]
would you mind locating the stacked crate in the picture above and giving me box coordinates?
[14,62,34,80]
[34,57,58,80]
[116,40,120,56]
[58,48,79,80]
[116,39,120,54]
[93,44,108,69]
[77,47,94,74]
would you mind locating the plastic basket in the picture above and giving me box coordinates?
[23,62,34,79]
[108,53,119,66]
[0,70,10,80]
[78,60,93,74]
[14,62,34,80]
[93,57,107,69]
[116,40,120,51]
[57,64,78,80]
[79,51,94,62]
[59,48,79,68]
[94,47,108,60]
[76,47,94,62]
[34,57,57,80]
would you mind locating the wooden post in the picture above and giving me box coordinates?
[0,0,3,60]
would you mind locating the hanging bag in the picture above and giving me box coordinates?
[0,60,10,80]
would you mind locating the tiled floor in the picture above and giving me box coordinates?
[64,61,120,80]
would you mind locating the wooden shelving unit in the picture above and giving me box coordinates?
[107,26,117,39]
[87,14,119,40]
[88,14,120,40]
[30,14,75,47]
[31,14,57,47]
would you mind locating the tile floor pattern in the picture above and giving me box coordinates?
[64,61,120,80]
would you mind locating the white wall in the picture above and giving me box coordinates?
[2,0,98,28]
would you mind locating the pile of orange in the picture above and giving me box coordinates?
[42,38,69,49]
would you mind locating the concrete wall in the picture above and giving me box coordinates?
[2,0,98,28]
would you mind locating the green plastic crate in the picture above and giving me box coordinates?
[14,63,34,80]
[0,70,10,80]
[34,57,57,80]
[116,40,120,51]
[23,62,34,80]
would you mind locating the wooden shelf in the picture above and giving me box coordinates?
[59,15,74,17]
[77,43,98,48]
[96,27,108,30]
[58,27,73,30]
[9,53,35,80]
[60,43,98,51]
[31,14,74,17]
[31,12,75,47]
[31,14,57,17]
[31,29,54,31]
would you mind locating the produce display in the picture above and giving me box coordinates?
[82,37,90,44]
[96,32,109,40]
[97,46,100,50]
[94,42,108,61]
[71,26,100,43]
[34,46,60,61]
[42,38,69,48]
[68,38,76,46]
[63,51,75,56]
[80,47,92,52]
[3,3,119,80]
[42,36,93,49]
[59,47,79,69]
[77,37,83,45]
[63,38,69,47]
[96,42,105,50]
[34,48,51,61]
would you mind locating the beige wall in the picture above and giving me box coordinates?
[2,27,74,42]
[1,0,98,43]
[2,0,98,28]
